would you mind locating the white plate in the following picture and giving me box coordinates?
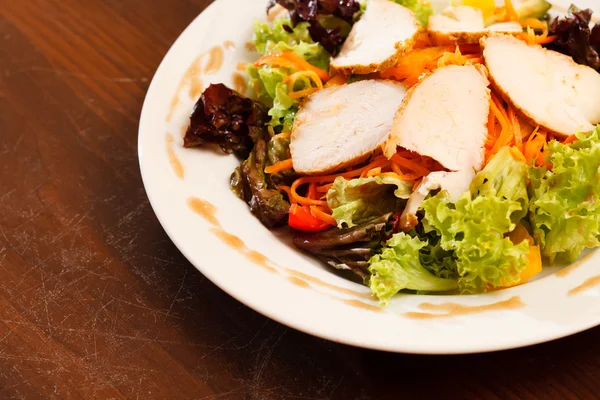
[139,0,600,354]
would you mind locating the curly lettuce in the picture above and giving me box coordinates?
[326,175,412,228]
[367,147,531,301]
[529,126,600,263]
[470,147,529,223]
[249,17,331,131]
[368,233,459,305]
[422,192,529,294]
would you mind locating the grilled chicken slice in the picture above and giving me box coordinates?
[384,65,491,171]
[330,0,419,75]
[428,6,522,45]
[482,35,600,137]
[290,80,407,175]
[383,65,490,231]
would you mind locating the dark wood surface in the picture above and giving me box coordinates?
[1,1,600,398]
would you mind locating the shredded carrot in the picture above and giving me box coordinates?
[284,71,324,89]
[517,25,557,45]
[486,95,516,161]
[265,158,293,174]
[508,104,522,151]
[255,55,300,70]
[309,206,337,226]
[486,107,497,147]
[380,45,481,87]
[390,162,405,177]
[254,51,330,82]
[283,70,324,99]
[523,128,550,167]
[289,88,319,99]
[563,135,578,144]
[316,183,333,193]
[291,177,328,206]
[307,182,319,199]
[325,74,347,87]
[280,51,330,81]
[534,35,557,45]
[390,154,431,176]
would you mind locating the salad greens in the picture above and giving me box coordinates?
[529,126,600,263]
[293,213,393,278]
[326,175,412,228]
[249,18,331,132]
[369,233,459,305]
[186,0,600,305]
[369,148,531,301]
[546,5,600,71]
[422,190,529,294]
[267,0,360,55]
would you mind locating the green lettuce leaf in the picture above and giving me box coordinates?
[391,0,434,26]
[253,18,314,56]
[326,175,412,228]
[470,146,529,223]
[369,233,459,305]
[249,17,331,131]
[529,126,600,263]
[422,192,529,294]
[417,232,459,280]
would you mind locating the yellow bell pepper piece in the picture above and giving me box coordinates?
[457,0,496,20]
[504,223,542,287]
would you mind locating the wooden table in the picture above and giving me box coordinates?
[2,1,599,398]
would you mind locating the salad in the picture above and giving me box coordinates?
[183,0,600,305]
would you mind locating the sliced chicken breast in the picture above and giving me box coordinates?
[383,65,490,231]
[384,64,491,171]
[482,35,600,137]
[428,6,522,45]
[290,80,407,175]
[330,0,419,75]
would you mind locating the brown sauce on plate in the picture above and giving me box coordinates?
[246,250,277,273]
[204,46,224,75]
[568,275,600,296]
[341,299,383,313]
[232,72,247,95]
[285,269,374,300]
[186,197,380,300]
[210,227,245,249]
[166,96,180,123]
[405,296,525,319]
[187,197,219,227]
[166,133,184,179]
[166,54,205,121]
[556,252,595,277]
[287,276,311,288]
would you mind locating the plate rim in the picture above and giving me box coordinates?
[138,0,600,354]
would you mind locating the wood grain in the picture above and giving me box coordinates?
[1,1,599,399]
